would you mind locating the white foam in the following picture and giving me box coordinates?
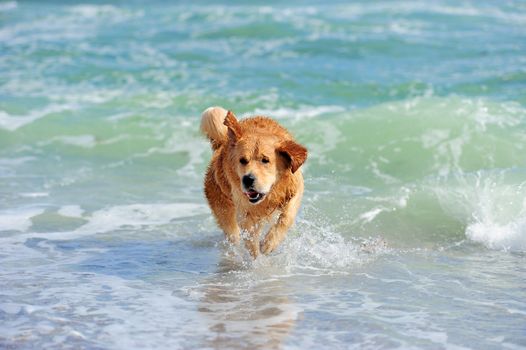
[0,203,209,244]
[0,104,75,131]
[280,230,362,271]
[20,192,49,198]
[250,105,345,121]
[332,3,526,25]
[421,129,450,149]
[0,208,44,232]
[139,91,174,109]
[0,157,36,177]
[1,269,205,350]
[57,205,84,218]
[0,110,40,131]
[48,89,122,104]
[107,112,135,122]
[220,230,388,277]
[68,4,143,22]
[0,18,90,45]
[77,203,209,235]
[433,171,526,253]
[299,120,342,168]
[466,218,526,252]
[465,175,526,252]
[0,5,142,46]
[69,4,121,18]
[219,206,390,275]
[52,135,97,148]
[360,207,386,223]
[133,129,209,178]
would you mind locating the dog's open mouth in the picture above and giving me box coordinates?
[244,190,265,203]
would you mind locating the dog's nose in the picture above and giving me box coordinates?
[242,174,255,188]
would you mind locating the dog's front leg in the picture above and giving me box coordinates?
[224,225,241,245]
[260,214,293,255]
[242,223,262,259]
[215,205,241,245]
[260,190,303,255]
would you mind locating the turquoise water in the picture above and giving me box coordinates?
[1,1,526,348]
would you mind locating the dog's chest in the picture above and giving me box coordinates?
[236,203,280,230]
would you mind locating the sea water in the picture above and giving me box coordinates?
[1,1,525,349]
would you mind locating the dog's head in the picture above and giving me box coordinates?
[224,111,307,205]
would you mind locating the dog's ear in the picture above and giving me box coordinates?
[277,140,307,174]
[223,110,242,143]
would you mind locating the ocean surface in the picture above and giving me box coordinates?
[1,1,526,349]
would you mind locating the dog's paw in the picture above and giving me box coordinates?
[260,237,278,255]
[244,238,260,259]
[226,232,240,245]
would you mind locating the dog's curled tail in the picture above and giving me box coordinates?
[200,106,229,150]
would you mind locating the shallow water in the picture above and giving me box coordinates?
[1,1,526,349]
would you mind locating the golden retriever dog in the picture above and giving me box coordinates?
[200,107,307,258]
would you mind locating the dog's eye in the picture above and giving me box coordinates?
[262,157,270,164]
[240,157,248,165]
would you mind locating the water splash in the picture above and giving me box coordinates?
[433,171,526,252]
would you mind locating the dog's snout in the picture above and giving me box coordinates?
[242,174,255,188]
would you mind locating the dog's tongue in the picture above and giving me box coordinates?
[247,190,259,199]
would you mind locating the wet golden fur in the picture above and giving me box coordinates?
[201,107,307,258]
